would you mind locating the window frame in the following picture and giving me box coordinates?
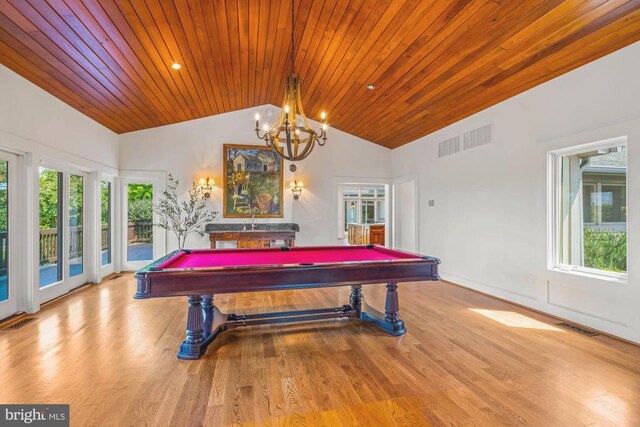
[547,136,628,281]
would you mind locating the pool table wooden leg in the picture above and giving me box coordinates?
[357,282,406,336]
[202,294,214,336]
[177,295,207,360]
[349,285,362,312]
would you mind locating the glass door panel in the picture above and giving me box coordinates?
[39,168,63,288]
[127,183,153,262]
[101,181,112,266]
[0,160,8,303]
[69,174,84,277]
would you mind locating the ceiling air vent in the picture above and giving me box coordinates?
[438,135,461,158]
[463,123,492,151]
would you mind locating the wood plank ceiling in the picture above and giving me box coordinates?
[1,1,640,148]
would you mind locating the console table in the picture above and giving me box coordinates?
[206,223,299,248]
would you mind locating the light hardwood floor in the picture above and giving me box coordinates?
[1,274,639,426]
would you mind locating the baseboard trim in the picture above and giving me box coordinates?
[442,279,640,348]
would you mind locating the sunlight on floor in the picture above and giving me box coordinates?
[469,309,563,331]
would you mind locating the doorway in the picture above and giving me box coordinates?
[39,166,89,303]
[0,151,18,320]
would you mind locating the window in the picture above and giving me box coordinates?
[550,141,627,275]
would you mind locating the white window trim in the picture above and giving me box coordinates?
[547,136,628,282]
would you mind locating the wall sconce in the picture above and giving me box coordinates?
[198,177,215,198]
[289,180,303,200]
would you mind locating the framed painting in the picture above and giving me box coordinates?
[223,144,284,218]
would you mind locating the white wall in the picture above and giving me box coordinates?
[0,64,119,170]
[119,106,391,249]
[392,42,640,343]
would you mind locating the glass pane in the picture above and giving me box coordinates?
[127,184,153,261]
[101,181,111,266]
[560,146,626,273]
[69,175,84,277]
[39,168,63,287]
[0,161,7,302]
[360,188,375,198]
[582,184,595,224]
[361,200,375,224]
[375,200,385,222]
[600,185,626,223]
[344,200,358,231]
[343,187,359,197]
[376,188,385,197]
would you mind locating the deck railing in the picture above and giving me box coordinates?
[0,221,153,270]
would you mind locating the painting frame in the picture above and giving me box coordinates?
[222,144,284,218]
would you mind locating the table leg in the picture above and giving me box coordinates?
[355,282,406,336]
[177,295,206,360]
[349,285,363,312]
[383,282,406,334]
[202,294,214,337]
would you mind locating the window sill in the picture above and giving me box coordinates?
[548,266,628,285]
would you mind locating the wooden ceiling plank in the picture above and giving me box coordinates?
[94,0,195,123]
[114,0,201,119]
[163,0,220,115]
[345,0,551,136]
[59,0,181,125]
[0,35,128,131]
[236,0,253,108]
[0,0,146,130]
[200,0,234,112]
[211,0,239,111]
[285,0,348,107]
[302,0,378,116]
[223,0,243,110]
[245,0,257,106]
[309,0,418,119]
[0,5,142,131]
[144,0,212,118]
[328,0,481,127]
[378,7,640,146]
[80,0,192,123]
[184,0,227,113]
[398,0,608,111]
[39,0,168,127]
[253,0,269,106]
[18,0,157,129]
[372,0,636,141]
[297,0,366,120]
[390,16,640,147]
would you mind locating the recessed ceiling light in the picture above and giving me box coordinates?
[366,84,375,90]
[171,62,182,70]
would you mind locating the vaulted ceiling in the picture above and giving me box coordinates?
[1,1,639,148]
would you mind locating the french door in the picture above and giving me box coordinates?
[39,165,89,303]
[0,151,18,320]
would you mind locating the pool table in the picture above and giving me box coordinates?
[135,245,440,360]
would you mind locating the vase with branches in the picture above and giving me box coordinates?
[154,174,218,250]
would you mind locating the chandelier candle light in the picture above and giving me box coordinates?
[254,0,328,173]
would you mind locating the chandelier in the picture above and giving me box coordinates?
[254,0,327,172]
